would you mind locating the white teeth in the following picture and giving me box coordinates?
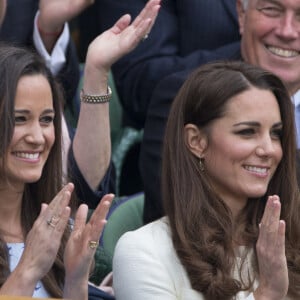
[268,46,299,58]
[15,152,39,159]
[245,166,267,174]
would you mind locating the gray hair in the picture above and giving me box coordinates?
[242,0,249,10]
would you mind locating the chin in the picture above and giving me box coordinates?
[26,176,43,183]
[248,189,267,198]
[25,178,42,184]
[18,173,43,184]
[265,67,296,88]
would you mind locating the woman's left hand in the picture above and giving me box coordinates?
[63,193,114,300]
[254,195,288,300]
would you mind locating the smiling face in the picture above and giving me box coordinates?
[3,74,55,188]
[200,87,282,215]
[238,0,300,94]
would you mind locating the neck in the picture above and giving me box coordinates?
[0,182,24,242]
[287,83,298,97]
[221,195,247,221]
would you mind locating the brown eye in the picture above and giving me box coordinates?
[236,128,255,136]
[271,128,282,140]
[40,115,54,124]
[14,116,26,123]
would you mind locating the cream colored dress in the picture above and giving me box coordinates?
[113,217,289,300]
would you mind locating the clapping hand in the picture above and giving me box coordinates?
[0,183,74,296]
[63,193,114,300]
[254,195,288,300]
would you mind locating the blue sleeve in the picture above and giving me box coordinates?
[88,284,115,300]
[68,145,115,209]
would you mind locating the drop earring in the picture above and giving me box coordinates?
[199,158,205,171]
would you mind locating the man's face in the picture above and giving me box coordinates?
[0,0,6,27]
[237,0,300,94]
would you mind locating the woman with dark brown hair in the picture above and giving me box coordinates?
[0,0,160,298]
[0,43,107,299]
[113,61,300,300]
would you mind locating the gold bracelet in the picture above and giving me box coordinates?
[80,86,112,103]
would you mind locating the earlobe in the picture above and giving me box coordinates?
[236,0,245,35]
[184,124,207,158]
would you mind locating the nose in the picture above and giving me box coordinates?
[275,13,299,40]
[25,122,45,145]
[255,135,279,158]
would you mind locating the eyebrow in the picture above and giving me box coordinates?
[233,121,282,127]
[257,0,300,15]
[257,0,281,6]
[14,109,55,114]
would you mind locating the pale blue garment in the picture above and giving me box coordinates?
[7,243,51,298]
[292,90,300,149]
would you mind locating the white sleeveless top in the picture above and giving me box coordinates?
[7,243,50,298]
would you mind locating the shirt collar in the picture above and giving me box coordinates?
[292,90,300,107]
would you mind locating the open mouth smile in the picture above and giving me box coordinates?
[267,45,299,58]
[13,152,40,160]
[244,165,269,176]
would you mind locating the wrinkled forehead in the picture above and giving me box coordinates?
[244,0,300,8]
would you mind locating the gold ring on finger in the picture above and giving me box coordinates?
[88,240,99,249]
[47,215,59,228]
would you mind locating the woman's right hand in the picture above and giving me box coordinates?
[254,195,288,300]
[17,183,73,283]
[87,0,160,70]
[82,0,161,92]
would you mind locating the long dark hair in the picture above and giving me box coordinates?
[162,60,300,299]
[0,44,73,297]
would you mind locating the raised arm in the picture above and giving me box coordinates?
[73,0,161,191]
[94,0,240,127]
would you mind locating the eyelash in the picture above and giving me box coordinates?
[258,6,282,14]
[14,115,54,125]
[14,116,26,123]
[236,128,282,139]
[40,116,54,124]
[271,129,282,139]
[236,128,255,136]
